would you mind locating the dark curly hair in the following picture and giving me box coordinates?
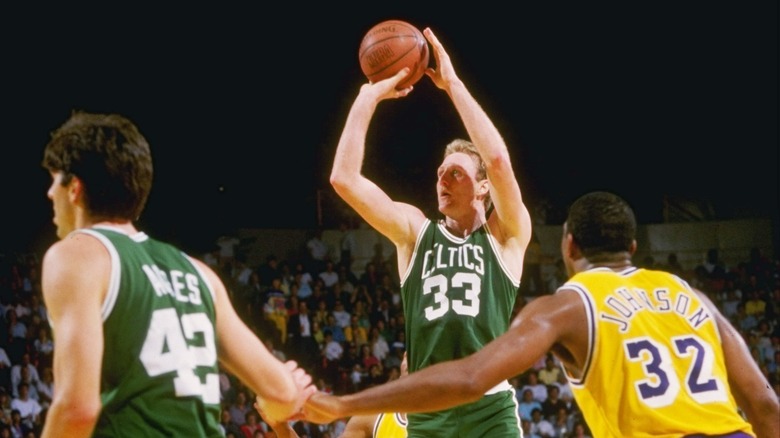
[566,191,636,261]
[42,111,153,221]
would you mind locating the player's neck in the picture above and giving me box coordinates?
[89,219,138,235]
[585,253,634,271]
[442,214,484,237]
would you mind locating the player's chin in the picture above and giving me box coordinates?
[437,199,453,215]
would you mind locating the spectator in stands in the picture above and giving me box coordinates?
[517,388,543,422]
[538,354,561,385]
[216,233,241,270]
[529,407,555,438]
[321,329,344,383]
[257,255,280,289]
[369,327,389,364]
[219,407,244,438]
[231,256,254,289]
[720,288,742,321]
[228,389,252,429]
[338,220,358,271]
[306,228,330,275]
[745,288,767,317]
[734,302,759,333]
[551,406,574,438]
[336,264,358,297]
[663,252,686,278]
[541,385,567,422]
[33,326,54,370]
[287,301,319,372]
[8,409,30,438]
[551,369,575,409]
[292,262,314,300]
[521,369,548,403]
[318,261,339,293]
[358,261,380,296]
[10,383,41,431]
[262,277,288,346]
[331,300,351,329]
[10,355,38,400]
[36,367,54,411]
[344,315,368,347]
[322,314,346,345]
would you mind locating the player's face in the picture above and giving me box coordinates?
[47,171,77,239]
[436,152,481,215]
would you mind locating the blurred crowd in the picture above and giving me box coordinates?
[0,232,777,437]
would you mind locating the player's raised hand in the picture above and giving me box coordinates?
[360,67,413,102]
[423,27,460,91]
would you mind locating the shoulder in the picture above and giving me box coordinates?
[44,230,106,262]
[339,413,376,437]
[42,231,111,287]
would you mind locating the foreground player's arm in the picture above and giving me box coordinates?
[424,27,532,248]
[306,291,584,419]
[199,259,314,423]
[329,68,425,248]
[698,290,780,438]
[40,235,107,438]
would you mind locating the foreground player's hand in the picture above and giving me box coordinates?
[301,391,345,425]
[287,360,317,413]
[255,360,316,424]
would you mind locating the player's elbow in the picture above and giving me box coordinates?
[329,172,352,192]
[49,398,101,431]
[330,174,360,202]
[450,370,491,404]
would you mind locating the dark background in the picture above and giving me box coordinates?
[3,3,777,256]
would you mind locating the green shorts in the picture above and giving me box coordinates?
[407,389,521,438]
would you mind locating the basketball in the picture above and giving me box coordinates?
[358,20,430,89]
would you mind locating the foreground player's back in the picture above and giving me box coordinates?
[565,266,754,437]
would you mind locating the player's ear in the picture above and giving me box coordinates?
[68,175,84,203]
[629,240,637,255]
[563,233,582,261]
[477,179,489,197]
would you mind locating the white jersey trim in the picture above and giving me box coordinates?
[484,222,520,287]
[485,379,513,395]
[561,281,596,387]
[77,229,122,322]
[400,219,432,287]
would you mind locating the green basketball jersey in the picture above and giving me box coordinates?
[78,226,222,437]
[401,220,522,436]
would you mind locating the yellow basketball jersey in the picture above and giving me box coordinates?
[373,412,407,438]
[564,267,754,438]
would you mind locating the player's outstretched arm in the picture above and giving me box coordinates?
[199,258,315,423]
[305,292,581,420]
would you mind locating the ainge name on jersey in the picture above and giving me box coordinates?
[142,264,203,305]
[421,242,485,279]
[599,287,711,332]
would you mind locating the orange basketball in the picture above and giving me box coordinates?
[358,20,430,89]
